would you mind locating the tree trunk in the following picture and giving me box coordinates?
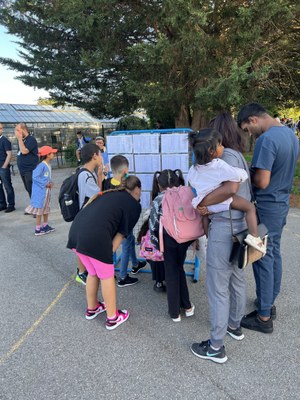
[191,109,209,130]
[175,105,191,128]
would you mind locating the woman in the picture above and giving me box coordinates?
[67,175,142,330]
[190,112,250,363]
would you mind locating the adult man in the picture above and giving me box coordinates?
[237,103,299,333]
[0,123,15,212]
[15,123,39,200]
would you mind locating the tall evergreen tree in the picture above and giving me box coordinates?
[1,0,299,128]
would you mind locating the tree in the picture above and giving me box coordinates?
[1,1,299,128]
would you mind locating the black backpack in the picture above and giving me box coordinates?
[59,168,95,222]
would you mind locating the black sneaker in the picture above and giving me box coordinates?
[254,299,277,320]
[241,310,273,333]
[191,340,227,364]
[153,282,166,292]
[117,275,138,287]
[227,326,245,340]
[4,206,15,213]
[131,261,147,275]
[76,269,88,285]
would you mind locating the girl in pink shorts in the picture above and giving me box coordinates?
[67,176,142,331]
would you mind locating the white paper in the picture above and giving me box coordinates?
[161,154,189,172]
[161,133,188,153]
[140,191,150,209]
[107,135,133,154]
[137,174,154,191]
[134,154,161,173]
[108,154,134,172]
[133,134,160,154]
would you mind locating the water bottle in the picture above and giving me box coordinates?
[64,193,73,206]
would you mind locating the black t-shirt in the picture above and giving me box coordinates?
[0,135,12,167]
[102,177,120,191]
[17,135,39,174]
[67,190,141,264]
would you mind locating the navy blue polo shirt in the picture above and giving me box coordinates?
[0,135,12,168]
[17,135,39,174]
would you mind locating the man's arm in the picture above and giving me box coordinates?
[251,168,271,189]
[198,181,240,207]
[2,150,12,169]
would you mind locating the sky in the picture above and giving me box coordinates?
[0,26,49,104]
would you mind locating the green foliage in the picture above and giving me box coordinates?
[0,0,299,128]
[116,116,149,131]
[64,143,77,164]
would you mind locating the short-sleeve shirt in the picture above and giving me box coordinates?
[17,135,39,174]
[252,126,299,204]
[67,190,141,263]
[77,169,99,209]
[0,135,12,167]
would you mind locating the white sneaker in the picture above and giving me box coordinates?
[172,315,181,322]
[185,304,195,317]
[244,234,266,255]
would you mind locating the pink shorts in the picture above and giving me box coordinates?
[73,250,114,280]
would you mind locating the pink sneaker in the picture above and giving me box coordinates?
[85,301,106,320]
[106,310,129,330]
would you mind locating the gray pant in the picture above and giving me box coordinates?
[206,217,247,348]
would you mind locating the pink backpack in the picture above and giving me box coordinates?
[139,230,164,262]
[159,186,204,251]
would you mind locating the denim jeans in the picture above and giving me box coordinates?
[253,202,288,317]
[119,231,138,279]
[0,167,15,207]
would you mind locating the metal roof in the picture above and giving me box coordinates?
[0,103,102,124]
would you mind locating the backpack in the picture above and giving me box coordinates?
[139,230,164,262]
[58,168,95,222]
[159,186,204,251]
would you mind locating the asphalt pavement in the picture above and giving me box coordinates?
[0,167,299,400]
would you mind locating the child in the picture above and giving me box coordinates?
[188,129,266,254]
[137,210,166,292]
[25,146,57,235]
[75,143,104,285]
[67,176,142,330]
[103,155,146,287]
[149,169,195,321]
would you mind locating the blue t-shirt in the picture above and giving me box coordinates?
[17,135,39,174]
[252,126,299,204]
[0,135,12,167]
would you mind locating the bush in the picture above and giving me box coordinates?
[116,116,149,131]
[64,143,77,164]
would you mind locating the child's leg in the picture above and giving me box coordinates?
[43,213,48,225]
[231,195,258,237]
[203,215,209,237]
[86,274,100,310]
[36,214,42,226]
[100,277,117,318]
[77,256,87,274]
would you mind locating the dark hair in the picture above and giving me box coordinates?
[80,143,100,164]
[237,102,267,128]
[188,129,222,165]
[110,155,129,174]
[137,219,149,244]
[151,169,185,200]
[209,112,246,152]
[76,131,82,136]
